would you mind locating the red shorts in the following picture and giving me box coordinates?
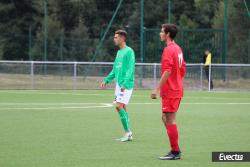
[161,98,182,113]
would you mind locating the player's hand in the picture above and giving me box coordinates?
[99,82,107,89]
[151,89,158,99]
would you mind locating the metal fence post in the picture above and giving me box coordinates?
[28,26,32,61]
[30,61,34,89]
[73,62,77,90]
[208,64,211,92]
[60,30,64,80]
[43,0,48,75]
[139,0,144,87]
[153,63,157,87]
[248,29,250,63]
[200,63,203,90]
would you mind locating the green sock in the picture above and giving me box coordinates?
[118,109,129,132]
[125,111,130,130]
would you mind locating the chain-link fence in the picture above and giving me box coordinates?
[0,61,249,91]
[144,28,225,63]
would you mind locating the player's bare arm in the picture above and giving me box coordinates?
[151,71,170,99]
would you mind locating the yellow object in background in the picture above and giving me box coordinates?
[205,53,212,65]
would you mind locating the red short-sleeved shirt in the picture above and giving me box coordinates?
[160,41,186,98]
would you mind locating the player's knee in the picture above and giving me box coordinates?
[163,113,176,125]
[162,114,167,125]
[116,104,123,111]
[165,118,176,125]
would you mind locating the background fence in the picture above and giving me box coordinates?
[143,28,225,63]
[0,61,249,91]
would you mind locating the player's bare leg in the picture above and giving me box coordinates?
[162,112,176,125]
[123,105,127,111]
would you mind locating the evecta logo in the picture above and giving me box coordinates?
[212,152,250,162]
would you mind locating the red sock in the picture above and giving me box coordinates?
[166,124,179,152]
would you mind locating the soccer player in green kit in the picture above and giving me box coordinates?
[100,30,135,142]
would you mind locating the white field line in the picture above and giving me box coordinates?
[0,102,250,105]
[0,91,107,96]
[0,91,250,100]
[0,102,108,105]
[0,102,250,110]
[0,103,113,110]
[129,102,250,105]
[1,102,250,105]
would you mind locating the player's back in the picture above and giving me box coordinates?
[161,42,186,98]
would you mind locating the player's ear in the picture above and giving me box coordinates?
[122,36,126,42]
[166,32,170,38]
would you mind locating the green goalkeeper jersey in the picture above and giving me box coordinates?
[104,46,135,90]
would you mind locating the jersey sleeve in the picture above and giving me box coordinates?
[180,60,186,78]
[103,66,115,84]
[162,48,173,73]
[120,50,135,89]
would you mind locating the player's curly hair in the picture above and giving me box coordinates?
[162,24,178,39]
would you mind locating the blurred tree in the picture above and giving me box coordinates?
[194,0,220,28]
[0,0,42,60]
[0,0,248,63]
[213,0,250,63]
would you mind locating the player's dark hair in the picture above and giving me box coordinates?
[162,24,178,39]
[115,30,127,41]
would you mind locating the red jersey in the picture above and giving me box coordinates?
[160,41,186,98]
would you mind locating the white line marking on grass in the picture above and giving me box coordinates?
[184,102,250,105]
[0,90,250,100]
[183,102,250,105]
[0,102,249,111]
[128,102,250,105]
[0,102,110,105]
[0,102,250,109]
[0,91,108,96]
[0,103,113,110]
[1,91,250,99]
[183,96,250,100]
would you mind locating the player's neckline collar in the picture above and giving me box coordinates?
[119,45,127,50]
[167,41,175,46]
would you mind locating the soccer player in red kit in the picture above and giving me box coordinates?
[151,24,186,160]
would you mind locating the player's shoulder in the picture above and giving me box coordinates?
[170,42,182,54]
[163,43,182,57]
[175,43,182,51]
[168,42,181,49]
[125,46,135,55]
[126,46,134,52]
[163,45,173,55]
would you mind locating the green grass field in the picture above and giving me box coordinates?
[0,90,250,167]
